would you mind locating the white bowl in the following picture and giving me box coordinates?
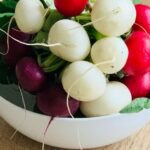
[0,96,150,149]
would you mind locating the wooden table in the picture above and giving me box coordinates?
[0,117,150,150]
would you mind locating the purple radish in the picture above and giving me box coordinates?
[4,28,32,66]
[16,57,46,92]
[37,84,80,149]
[37,84,80,117]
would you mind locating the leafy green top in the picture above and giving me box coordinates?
[120,98,150,113]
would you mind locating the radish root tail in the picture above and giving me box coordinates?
[66,57,115,150]
[69,7,121,31]
[66,57,115,118]
[42,117,53,150]
[0,16,14,56]
[134,23,150,38]
[10,84,27,140]
[0,28,63,52]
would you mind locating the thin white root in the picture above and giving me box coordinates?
[43,7,50,18]
[42,117,53,150]
[84,7,121,27]
[45,0,53,7]
[66,93,83,150]
[42,136,45,150]
[0,7,121,55]
[0,28,62,55]
[10,84,27,140]
[66,57,115,117]
[95,57,116,67]
[66,58,115,150]
[66,58,115,117]
[66,57,116,117]
[6,17,14,55]
[77,126,83,150]
[0,16,14,55]
[134,23,150,38]
[18,84,27,119]
[69,7,121,31]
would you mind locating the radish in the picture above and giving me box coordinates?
[37,84,80,117]
[133,4,150,34]
[122,72,150,99]
[123,31,150,75]
[80,81,132,117]
[62,61,107,102]
[48,19,91,62]
[91,37,128,74]
[15,0,46,33]
[4,28,32,66]
[16,57,46,92]
[54,0,88,17]
[91,0,136,36]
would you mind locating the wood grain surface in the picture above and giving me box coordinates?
[0,0,150,150]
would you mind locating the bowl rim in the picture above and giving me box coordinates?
[0,96,143,122]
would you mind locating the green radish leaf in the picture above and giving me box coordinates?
[40,0,55,8]
[43,10,64,32]
[32,31,49,50]
[120,98,150,113]
[0,13,14,29]
[0,12,14,18]
[75,13,105,43]
[0,0,18,13]
[0,0,17,40]
[0,84,36,111]
[90,0,96,3]
[33,31,48,45]
[132,0,141,4]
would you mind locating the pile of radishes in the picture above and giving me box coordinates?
[1,0,150,118]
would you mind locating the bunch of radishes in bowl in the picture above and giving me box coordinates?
[1,0,150,149]
[1,0,150,120]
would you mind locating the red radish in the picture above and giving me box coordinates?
[16,57,46,92]
[123,31,150,75]
[37,84,80,117]
[133,4,150,34]
[54,0,88,17]
[122,72,150,99]
[4,28,32,66]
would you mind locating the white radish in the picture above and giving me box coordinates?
[91,37,128,74]
[48,19,91,62]
[15,0,46,34]
[91,0,136,36]
[80,81,132,117]
[62,61,107,102]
